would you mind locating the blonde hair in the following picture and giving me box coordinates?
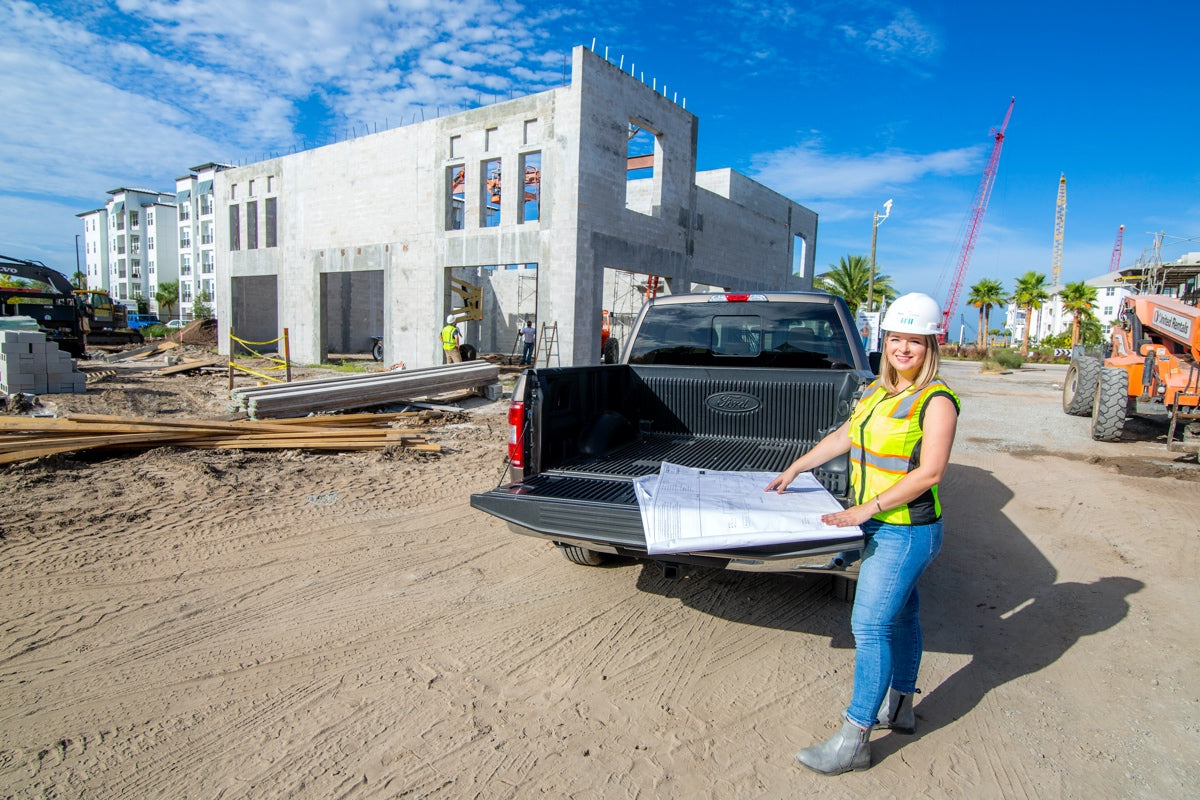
[879,333,941,394]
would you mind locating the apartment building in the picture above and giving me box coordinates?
[76,188,179,313]
[75,207,108,290]
[175,163,232,314]
[213,45,819,368]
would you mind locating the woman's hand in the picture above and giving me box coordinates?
[821,503,875,528]
[765,466,798,494]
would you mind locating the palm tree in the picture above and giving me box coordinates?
[155,281,180,318]
[1012,271,1050,356]
[1060,281,1098,346]
[966,278,1007,349]
[815,255,896,316]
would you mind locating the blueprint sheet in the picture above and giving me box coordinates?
[632,462,860,555]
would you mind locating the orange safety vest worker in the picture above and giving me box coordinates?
[848,379,961,525]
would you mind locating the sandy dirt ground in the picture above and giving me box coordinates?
[1,353,1197,799]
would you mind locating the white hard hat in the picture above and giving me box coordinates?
[445,314,456,324]
[881,292,945,335]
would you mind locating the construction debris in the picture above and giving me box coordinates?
[229,361,501,419]
[0,411,440,466]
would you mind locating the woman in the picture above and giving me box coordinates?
[765,292,960,775]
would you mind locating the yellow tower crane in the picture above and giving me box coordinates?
[1051,173,1067,286]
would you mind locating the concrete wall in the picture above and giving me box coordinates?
[213,45,818,368]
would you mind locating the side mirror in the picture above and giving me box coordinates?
[868,351,883,374]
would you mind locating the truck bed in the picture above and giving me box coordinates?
[471,364,864,567]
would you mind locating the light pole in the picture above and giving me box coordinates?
[866,198,893,312]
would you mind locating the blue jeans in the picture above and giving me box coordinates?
[521,341,535,364]
[845,518,943,728]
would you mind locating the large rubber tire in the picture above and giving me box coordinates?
[459,343,477,361]
[557,543,606,566]
[1063,356,1101,416]
[602,337,620,365]
[371,340,384,362]
[1091,366,1129,442]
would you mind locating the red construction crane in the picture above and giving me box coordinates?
[1109,224,1125,272]
[940,97,1015,338]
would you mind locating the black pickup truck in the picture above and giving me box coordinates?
[470,292,874,579]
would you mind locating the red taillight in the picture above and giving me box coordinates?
[507,400,525,467]
[724,293,751,302]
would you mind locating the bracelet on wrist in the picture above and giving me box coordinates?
[874,497,883,513]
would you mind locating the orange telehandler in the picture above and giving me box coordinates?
[1063,293,1200,451]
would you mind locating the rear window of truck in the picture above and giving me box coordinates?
[627,302,857,369]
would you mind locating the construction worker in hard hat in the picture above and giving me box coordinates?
[766,291,960,775]
[441,314,462,364]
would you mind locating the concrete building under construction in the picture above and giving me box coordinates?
[214,45,818,368]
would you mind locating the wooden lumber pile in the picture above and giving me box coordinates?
[0,411,439,466]
[229,361,500,419]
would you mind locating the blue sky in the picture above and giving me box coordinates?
[2,0,1197,332]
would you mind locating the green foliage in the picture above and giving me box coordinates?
[815,254,896,315]
[1060,281,1099,345]
[1039,332,1072,349]
[993,349,1024,369]
[192,290,213,320]
[156,281,180,317]
[1080,318,1104,347]
[1012,271,1049,356]
[967,278,1007,349]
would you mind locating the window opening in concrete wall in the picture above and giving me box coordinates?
[229,205,240,250]
[231,184,237,199]
[792,234,806,278]
[246,201,258,249]
[482,158,501,227]
[520,152,541,223]
[447,165,465,230]
[450,135,462,159]
[626,121,661,216]
[181,253,191,276]
[248,180,255,196]
[265,198,277,247]
[523,118,539,145]
[267,176,274,193]
[485,127,498,152]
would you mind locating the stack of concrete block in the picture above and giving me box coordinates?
[1,331,87,395]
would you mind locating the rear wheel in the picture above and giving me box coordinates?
[371,340,384,361]
[602,337,620,364]
[1063,356,1100,416]
[557,543,606,566]
[459,343,477,361]
[1091,366,1129,442]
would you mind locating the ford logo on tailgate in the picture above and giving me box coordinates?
[705,391,761,413]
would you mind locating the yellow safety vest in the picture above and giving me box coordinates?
[441,324,459,350]
[847,379,960,525]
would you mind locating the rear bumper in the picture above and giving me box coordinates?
[471,480,863,576]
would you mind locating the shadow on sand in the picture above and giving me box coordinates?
[631,463,1143,745]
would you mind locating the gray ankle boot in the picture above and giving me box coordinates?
[795,716,871,775]
[873,688,915,735]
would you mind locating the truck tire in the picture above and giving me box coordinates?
[459,343,477,361]
[1091,366,1129,442]
[556,543,606,566]
[602,337,620,364]
[371,340,384,362]
[1063,356,1100,416]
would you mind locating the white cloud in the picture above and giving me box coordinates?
[747,141,983,201]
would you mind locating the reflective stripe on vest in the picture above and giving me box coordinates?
[848,378,961,525]
[441,324,458,349]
